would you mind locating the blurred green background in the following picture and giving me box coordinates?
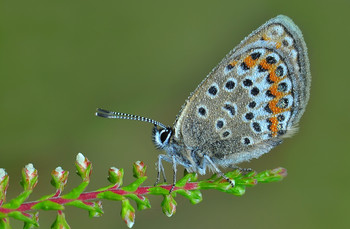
[0,0,349,228]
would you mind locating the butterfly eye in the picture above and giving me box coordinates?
[160,130,170,143]
[152,127,172,149]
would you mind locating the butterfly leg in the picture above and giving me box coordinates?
[169,155,177,193]
[155,154,171,186]
[204,155,235,188]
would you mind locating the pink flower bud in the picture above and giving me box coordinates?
[121,200,135,228]
[108,167,124,187]
[75,153,92,181]
[0,168,9,206]
[271,167,288,178]
[25,164,36,180]
[76,153,89,169]
[89,200,104,218]
[21,163,38,190]
[133,161,146,178]
[162,194,177,217]
[0,169,7,181]
[51,167,69,193]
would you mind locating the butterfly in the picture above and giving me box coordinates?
[96,15,311,189]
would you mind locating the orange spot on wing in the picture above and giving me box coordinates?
[262,35,270,41]
[276,42,282,49]
[265,57,292,137]
[268,71,279,83]
[260,59,272,71]
[244,56,257,68]
[268,98,290,115]
[269,117,278,137]
[229,60,237,66]
[270,83,283,97]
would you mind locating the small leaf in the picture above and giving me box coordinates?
[65,200,95,211]
[161,194,177,217]
[51,211,70,229]
[256,167,287,183]
[38,194,55,201]
[124,194,151,210]
[225,169,242,179]
[32,200,64,211]
[88,201,104,218]
[121,177,147,192]
[121,199,135,228]
[62,181,89,199]
[147,186,170,195]
[0,217,11,229]
[176,173,196,187]
[2,191,33,209]
[237,178,258,187]
[97,191,124,201]
[7,211,36,224]
[23,212,39,229]
[224,185,246,196]
[176,189,202,204]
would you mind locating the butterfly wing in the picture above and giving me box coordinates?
[173,15,310,165]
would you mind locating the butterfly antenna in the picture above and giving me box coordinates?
[96,108,167,129]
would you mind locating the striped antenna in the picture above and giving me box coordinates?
[96,108,167,129]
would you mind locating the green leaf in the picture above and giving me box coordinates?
[148,186,169,195]
[32,200,64,211]
[1,191,32,209]
[121,199,135,228]
[121,177,147,192]
[255,168,287,183]
[38,193,55,201]
[88,201,104,218]
[197,181,219,190]
[0,217,11,229]
[161,194,177,217]
[176,189,202,204]
[224,185,246,196]
[237,178,258,187]
[7,212,35,224]
[225,170,242,179]
[62,181,89,199]
[65,200,95,211]
[125,194,151,210]
[51,212,70,229]
[97,191,124,201]
[23,212,39,229]
[176,173,195,187]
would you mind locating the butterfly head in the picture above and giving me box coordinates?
[152,126,173,149]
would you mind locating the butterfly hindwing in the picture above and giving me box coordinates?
[173,15,311,165]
